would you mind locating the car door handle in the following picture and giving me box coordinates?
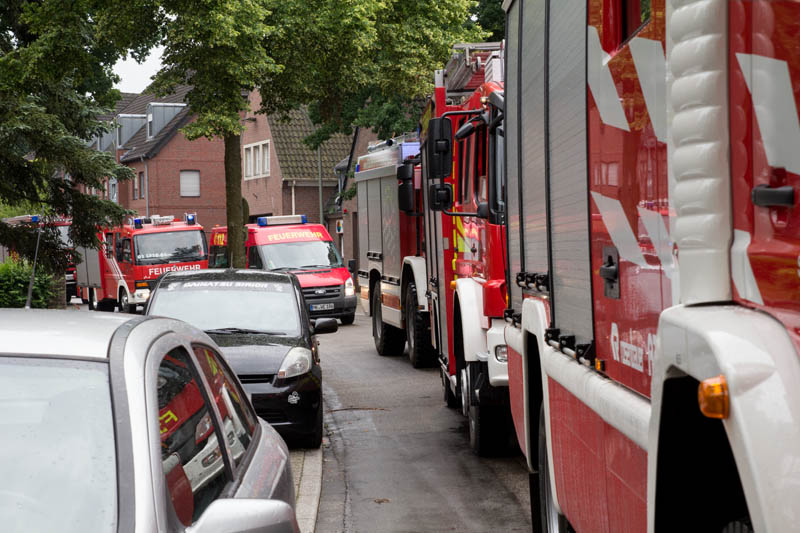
[752,184,795,207]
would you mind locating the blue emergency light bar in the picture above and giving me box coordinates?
[31,215,40,223]
[257,215,308,227]
[186,213,196,225]
[133,218,143,229]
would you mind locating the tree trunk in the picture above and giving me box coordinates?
[224,133,246,268]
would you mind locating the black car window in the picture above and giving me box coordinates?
[122,239,132,263]
[156,348,228,526]
[193,345,258,468]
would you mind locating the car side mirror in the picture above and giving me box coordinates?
[347,259,356,274]
[186,498,298,533]
[428,183,453,211]
[311,317,338,335]
[425,117,453,180]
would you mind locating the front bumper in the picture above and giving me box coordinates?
[243,366,322,441]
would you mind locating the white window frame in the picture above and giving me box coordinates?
[180,170,201,197]
[243,140,270,180]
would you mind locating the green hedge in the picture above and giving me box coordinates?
[0,258,55,308]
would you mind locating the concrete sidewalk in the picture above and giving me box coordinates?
[290,446,323,533]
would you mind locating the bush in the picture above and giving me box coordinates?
[0,258,55,308]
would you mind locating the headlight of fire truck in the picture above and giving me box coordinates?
[278,347,312,379]
[344,277,355,297]
[495,345,508,363]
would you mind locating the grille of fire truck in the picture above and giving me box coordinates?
[302,285,342,300]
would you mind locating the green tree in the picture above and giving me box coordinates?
[470,0,504,42]
[259,0,485,148]
[0,0,156,271]
[148,0,280,268]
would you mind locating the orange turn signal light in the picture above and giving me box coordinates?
[698,374,729,419]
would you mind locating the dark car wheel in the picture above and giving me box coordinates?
[300,403,323,449]
[340,313,355,325]
[118,290,136,314]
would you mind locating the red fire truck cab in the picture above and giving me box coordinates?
[209,215,357,324]
[76,214,207,312]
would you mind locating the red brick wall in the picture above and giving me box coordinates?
[241,91,284,219]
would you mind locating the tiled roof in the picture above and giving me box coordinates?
[97,92,139,121]
[269,108,353,182]
[120,107,191,162]
[119,85,192,115]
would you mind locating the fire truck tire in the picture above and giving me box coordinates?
[372,288,405,355]
[118,290,136,314]
[88,289,99,311]
[538,403,570,533]
[404,281,432,368]
[340,313,356,325]
[442,368,460,409]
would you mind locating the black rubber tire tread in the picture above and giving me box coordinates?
[372,287,405,355]
[442,368,460,408]
[88,289,98,311]
[340,313,356,325]
[299,403,323,449]
[118,289,136,314]
[468,367,508,456]
[538,403,571,533]
[404,281,432,368]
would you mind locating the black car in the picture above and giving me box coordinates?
[146,269,337,448]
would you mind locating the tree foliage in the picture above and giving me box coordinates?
[259,0,485,147]
[0,0,155,271]
[469,0,504,42]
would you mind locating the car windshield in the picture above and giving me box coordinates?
[134,230,207,265]
[149,279,301,335]
[0,357,117,533]
[258,241,343,270]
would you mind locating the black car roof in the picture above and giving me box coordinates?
[161,268,296,285]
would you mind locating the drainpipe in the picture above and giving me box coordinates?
[318,145,323,223]
[139,155,150,217]
[291,180,296,215]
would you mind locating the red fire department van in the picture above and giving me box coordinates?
[75,214,207,312]
[209,215,357,324]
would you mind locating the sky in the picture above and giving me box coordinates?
[113,47,164,93]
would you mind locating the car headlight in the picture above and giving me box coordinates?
[344,277,355,297]
[278,347,313,379]
[495,345,508,363]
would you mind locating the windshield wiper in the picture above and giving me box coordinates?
[297,264,332,269]
[204,327,285,336]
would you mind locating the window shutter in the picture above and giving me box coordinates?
[180,170,200,197]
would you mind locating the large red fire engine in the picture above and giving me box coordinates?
[357,43,512,454]
[481,0,800,531]
[76,214,207,312]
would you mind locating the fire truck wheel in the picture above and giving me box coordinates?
[442,368,460,409]
[88,289,98,311]
[404,281,432,368]
[538,403,571,533]
[372,288,405,355]
[118,290,136,314]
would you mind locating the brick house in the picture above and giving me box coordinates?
[240,93,354,226]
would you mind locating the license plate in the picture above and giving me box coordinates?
[310,303,335,311]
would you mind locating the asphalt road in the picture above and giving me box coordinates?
[315,312,532,533]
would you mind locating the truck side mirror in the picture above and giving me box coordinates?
[347,259,356,274]
[428,183,453,211]
[397,162,415,213]
[425,118,453,180]
[476,202,490,219]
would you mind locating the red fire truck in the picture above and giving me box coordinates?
[76,214,207,312]
[357,43,512,454]
[487,0,800,531]
[209,215,357,324]
[1,215,77,303]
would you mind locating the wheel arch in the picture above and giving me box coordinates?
[453,277,487,364]
[401,257,428,312]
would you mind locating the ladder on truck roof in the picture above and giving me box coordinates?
[443,42,503,96]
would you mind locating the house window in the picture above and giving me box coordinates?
[139,172,145,199]
[243,141,270,180]
[180,170,201,197]
[245,147,252,177]
[134,172,141,199]
[147,113,153,138]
